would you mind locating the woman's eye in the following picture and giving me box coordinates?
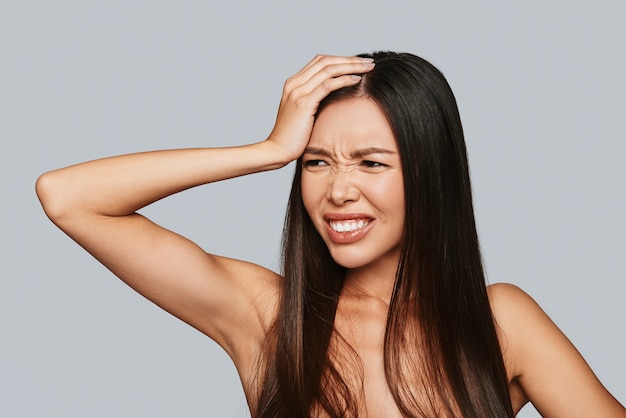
[303,159,328,167]
[361,160,387,168]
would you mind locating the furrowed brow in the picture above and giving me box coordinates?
[303,147,396,158]
[350,147,396,158]
[303,147,331,157]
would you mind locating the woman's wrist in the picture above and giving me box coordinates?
[245,139,300,172]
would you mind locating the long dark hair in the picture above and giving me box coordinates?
[254,52,514,417]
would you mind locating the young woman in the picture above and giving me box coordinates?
[36,52,624,417]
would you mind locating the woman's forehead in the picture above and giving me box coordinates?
[310,97,398,153]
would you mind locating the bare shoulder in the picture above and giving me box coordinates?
[204,254,281,361]
[189,253,281,343]
[486,282,535,323]
[486,283,624,418]
[485,283,540,381]
[212,254,282,335]
[486,283,545,344]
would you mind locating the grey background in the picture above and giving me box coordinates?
[1,1,624,417]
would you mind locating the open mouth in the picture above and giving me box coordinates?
[323,214,375,244]
[329,219,369,232]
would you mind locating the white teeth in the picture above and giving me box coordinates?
[330,220,369,233]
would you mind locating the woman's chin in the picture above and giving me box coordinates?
[326,239,403,274]
[327,250,366,269]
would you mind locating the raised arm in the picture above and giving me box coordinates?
[35,55,375,358]
[36,145,289,353]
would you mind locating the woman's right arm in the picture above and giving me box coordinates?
[35,143,291,353]
[35,55,375,357]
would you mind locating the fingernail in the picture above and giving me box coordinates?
[360,57,374,64]
[351,75,362,81]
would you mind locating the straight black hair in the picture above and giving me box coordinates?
[254,51,514,417]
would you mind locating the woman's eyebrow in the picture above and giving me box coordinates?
[303,147,396,158]
[303,147,330,156]
[350,147,396,158]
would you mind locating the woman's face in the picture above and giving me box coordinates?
[301,97,405,271]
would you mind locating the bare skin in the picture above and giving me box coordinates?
[36,55,624,417]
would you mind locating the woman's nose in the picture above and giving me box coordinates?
[327,170,360,206]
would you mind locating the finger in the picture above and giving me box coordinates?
[295,54,327,73]
[294,55,373,83]
[305,60,374,89]
[285,55,374,94]
[286,60,374,104]
[290,74,365,113]
[283,60,374,107]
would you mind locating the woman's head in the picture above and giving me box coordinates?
[298,51,473,277]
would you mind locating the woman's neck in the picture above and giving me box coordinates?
[343,255,399,306]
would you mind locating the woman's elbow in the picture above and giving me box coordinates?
[36,170,73,223]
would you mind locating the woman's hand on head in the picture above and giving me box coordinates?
[266,55,375,163]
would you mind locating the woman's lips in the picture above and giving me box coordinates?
[323,214,374,244]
